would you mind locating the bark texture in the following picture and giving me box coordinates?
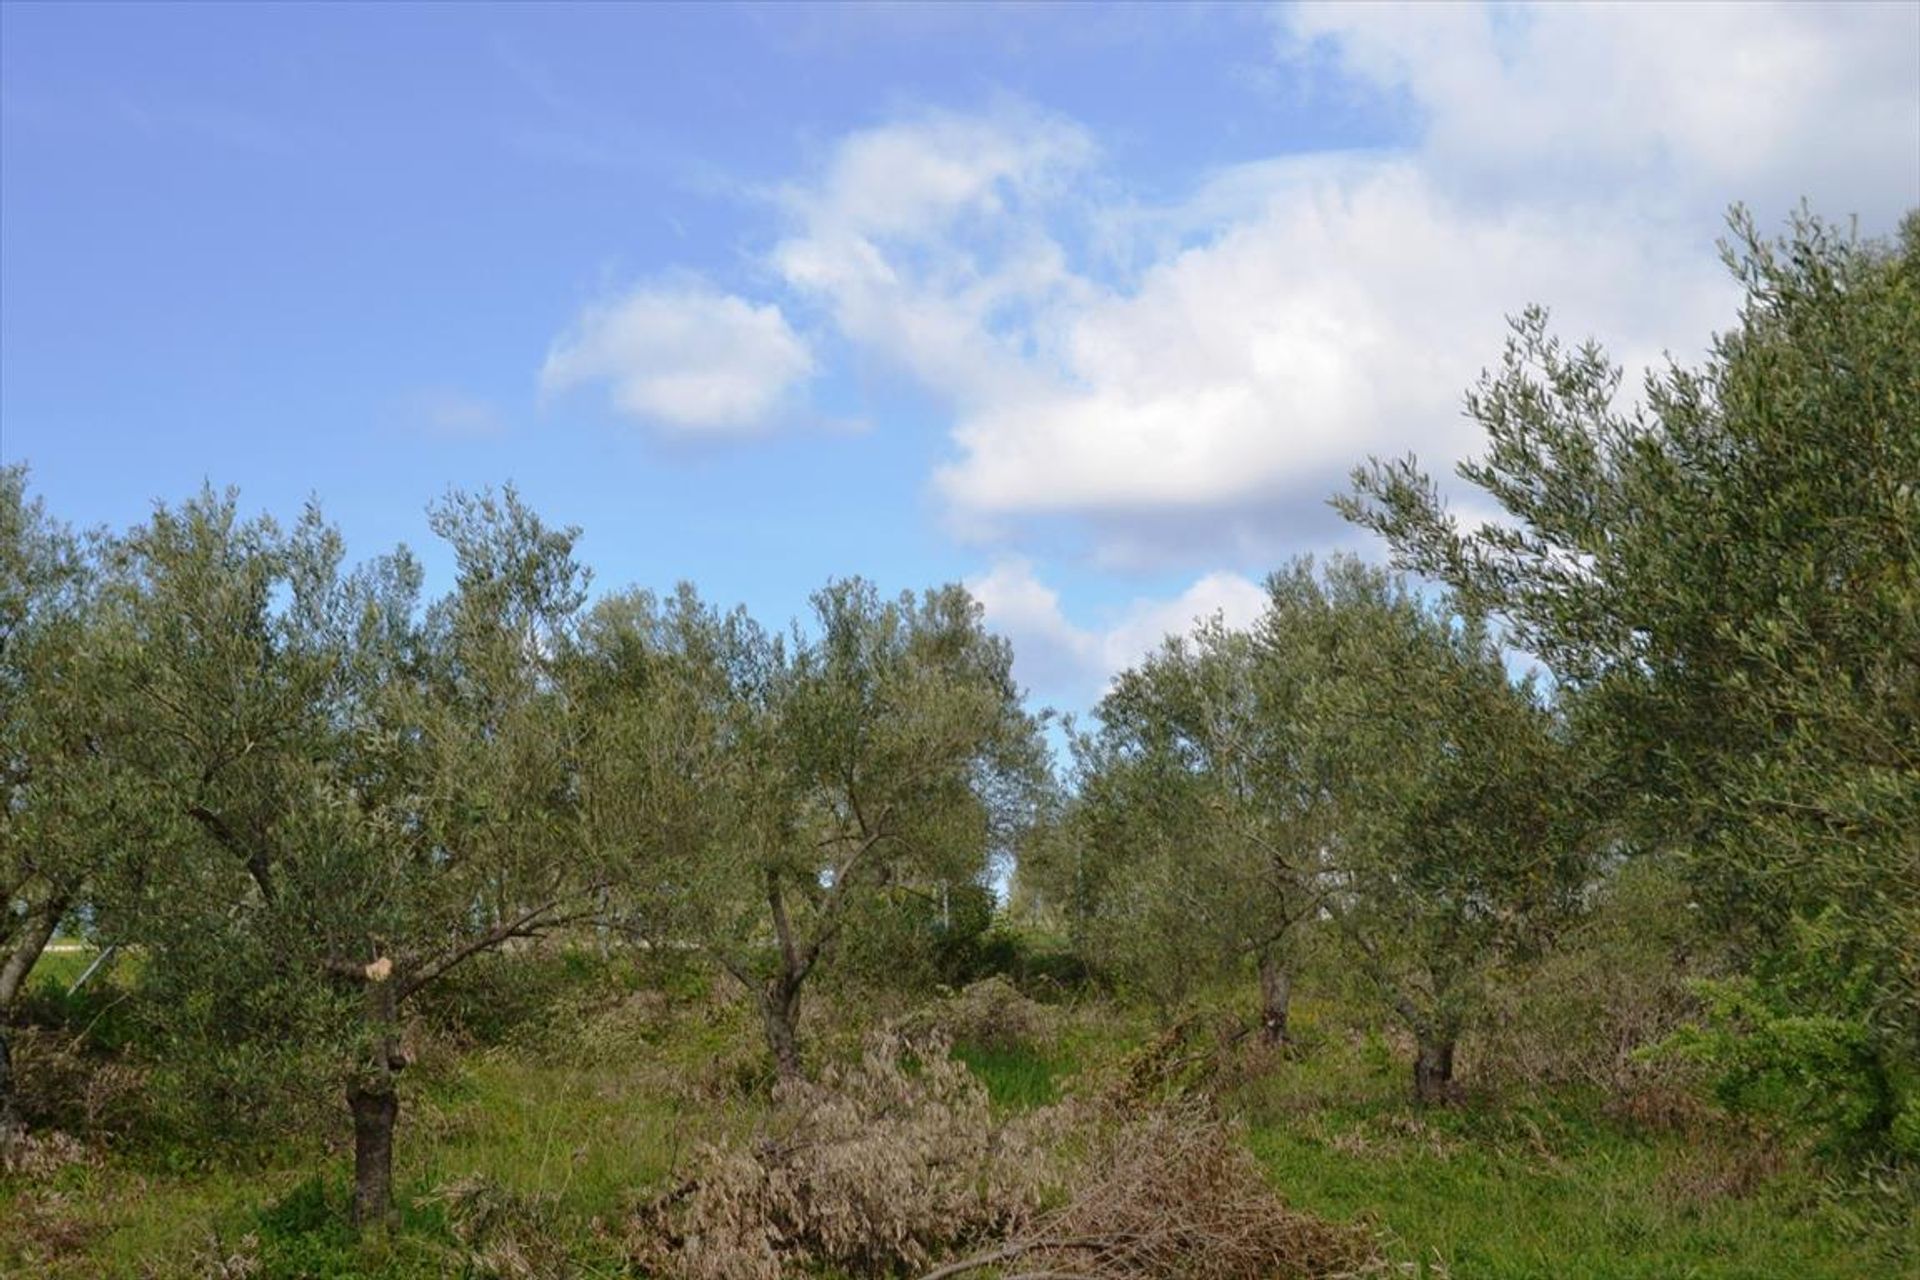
[349,975,404,1230]
[348,1081,398,1229]
[760,976,804,1082]
[1413,1033,1457,1106]
[0,1024,19,1157]
[1257,951,1293,1046]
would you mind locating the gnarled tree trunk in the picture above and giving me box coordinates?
[0,901,67,1161]
[0,896,68,1010]
[348,974,404,1231]
[759,974,804,1082]
[1257,949,1293,1046]
[1413,1031,1456,1106]
[0,1024,19,1159]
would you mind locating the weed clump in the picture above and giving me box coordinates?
[429,1174,585,1279]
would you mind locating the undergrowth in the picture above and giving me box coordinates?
[3,954,1913,1279]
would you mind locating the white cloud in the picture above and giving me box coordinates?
[770,105,1097,404]
[1283,1,1920,218]
[760,4,1914,551]
[937,163,1734,519]
[541,284,815,435]
[968,557,1268,701]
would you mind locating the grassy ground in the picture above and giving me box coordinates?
[2,961,1913,1278]
[1236,1069,1900,1279]
[4,1048,722,1279]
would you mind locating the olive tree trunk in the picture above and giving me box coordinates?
[1413,1031,1457,1106]
[1257,948,1293,1046]
[759,975,804,1082]
[349,976,404,1231]
[0,1025,19,1158]
[348,1079,398,1228]
[0,903,66,1159]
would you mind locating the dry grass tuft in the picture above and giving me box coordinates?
[1600,1079,1713,1135]
[0,1126,96,1179]
[1,1187,98,1265]
[429,1173,591,1280]
[187,1230,262,1279]
[1653,1138,1789,1208]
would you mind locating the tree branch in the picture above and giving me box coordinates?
[186,803,276,907]
[396,894,585,1002]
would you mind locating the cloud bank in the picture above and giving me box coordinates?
[542,2,1918,695]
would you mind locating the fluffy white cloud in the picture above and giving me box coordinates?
[968,557,1268,701]
[541,284,814,435]
[771,105,1095,403]
[1283,1,1920,217]
[937,163,1733,518]
[764,4,1914,547]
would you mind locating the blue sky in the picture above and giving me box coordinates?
[4,2,1916,715]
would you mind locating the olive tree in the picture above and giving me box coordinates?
[578,579,1043,1079]
[1266,559,1590,1104]
[1047,617,1331,1040]
[0,468,159,1149]
[1339,209,1920,1143]
[116,485,593,1227]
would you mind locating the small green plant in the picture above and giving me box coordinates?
[952,1042,1062,1109]
[1660,911,1918,1158]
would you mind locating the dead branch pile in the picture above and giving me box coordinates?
[629,1030,1061,1280]
[925,1099,1377,1280]
[630,1029,1380,1280]
[903,975,1059,1053]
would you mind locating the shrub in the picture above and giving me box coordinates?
[1662,916,1920,1159]
[420,945,632,1051]
[1471,858,1711,1121]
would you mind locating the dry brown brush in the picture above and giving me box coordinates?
[630,1030,1058,1279]
[902,976,1059,1054]
[630,1028,1378,1280]
[927,1099,1378,1280]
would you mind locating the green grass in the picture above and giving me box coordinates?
[4,986,1913,1279]
[1246,1118,1895,1278]
[952,1040,1067,1109]
[1,1045,734,1278]
[24,944,94,994]
[1225,1030,1914,1279]
[407,1051,694,1218]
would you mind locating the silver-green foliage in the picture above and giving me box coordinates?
[574,578,1044,1076]
[1340,208,1920,1148]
